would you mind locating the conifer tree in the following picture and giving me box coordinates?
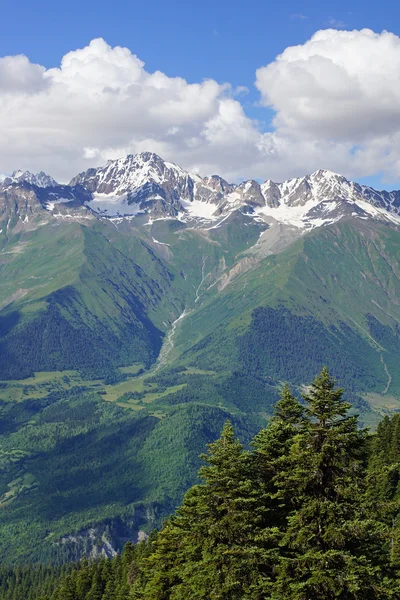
[74,560,92,599]
[253,383,304,461]
[251,384,304,556]
[253,383,304,496]
[141,390,305,599]
[53,574,77,600]
[274,367,398,599]
[142,421,273,599]
[390,415,400,464]
[86,570,105,600]
[102,580,116,600]
[367,413,400,568]
[366,418,400,512]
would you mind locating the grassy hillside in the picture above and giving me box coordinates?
[173,219,400,397]
[0,221,189,379]
[2,214,400,562]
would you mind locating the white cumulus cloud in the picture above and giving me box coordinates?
[2,31,400,184]
[256,28,400,140]
[256,28,400,181]
[0,38,267,182]
[0,54,46,93]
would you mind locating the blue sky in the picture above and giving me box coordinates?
[1,0,400,187]
[2,0,399,84]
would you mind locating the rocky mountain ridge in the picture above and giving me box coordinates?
[6,170,59,188]
[2,152,400,230]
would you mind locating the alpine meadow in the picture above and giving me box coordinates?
[3,7,400,599]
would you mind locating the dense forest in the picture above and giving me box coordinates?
[2,368,400,599]
[0,383,259,564]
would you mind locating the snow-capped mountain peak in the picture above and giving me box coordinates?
[68,152,195,217]
[70,152,191,196]
[3,152,400,231]
[258,170,400,229]
[8,170,58,188]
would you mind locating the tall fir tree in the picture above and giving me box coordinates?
[141,387,305,599]
[274,367,399,599]
[252,384,304,538]
[141,421,277,599]
[253,383,304,462]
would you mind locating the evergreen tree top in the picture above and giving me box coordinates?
[303,365,351,425]
[274,383,304,424]
[252,383,303,460]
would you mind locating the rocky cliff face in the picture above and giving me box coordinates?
[57,513,152,561]
[0,179,93,231]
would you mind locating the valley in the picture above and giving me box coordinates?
[2,153,400,562]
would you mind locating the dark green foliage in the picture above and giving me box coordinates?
[137,370,400,599]
[139,419,283,600]
[150,374,226,408]
[217,371,279,413]
[0,541,158,600]
[149,370,278,414]
[0,290,163,380]
[367,414,400,511]
[0,563,74,600]
[144,366,187,387]
[366,413,400,566]
[0,388,160,563]
[274,368,396,599]
[138,403,261,504]
[239,307,380,394]
[0,388,260,564]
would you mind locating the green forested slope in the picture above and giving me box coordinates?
[0,384,261,563]
[2,214,400,562]
[0,222,187,379]
[174,219,400,396]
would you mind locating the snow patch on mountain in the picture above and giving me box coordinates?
[179,198,220,220]
[255,196,324,228]
[354,198,400,225]
[86,192,144,217]
[46,198,76,211]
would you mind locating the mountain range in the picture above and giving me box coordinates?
[2,152,400,562]
[3,151,400,227]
